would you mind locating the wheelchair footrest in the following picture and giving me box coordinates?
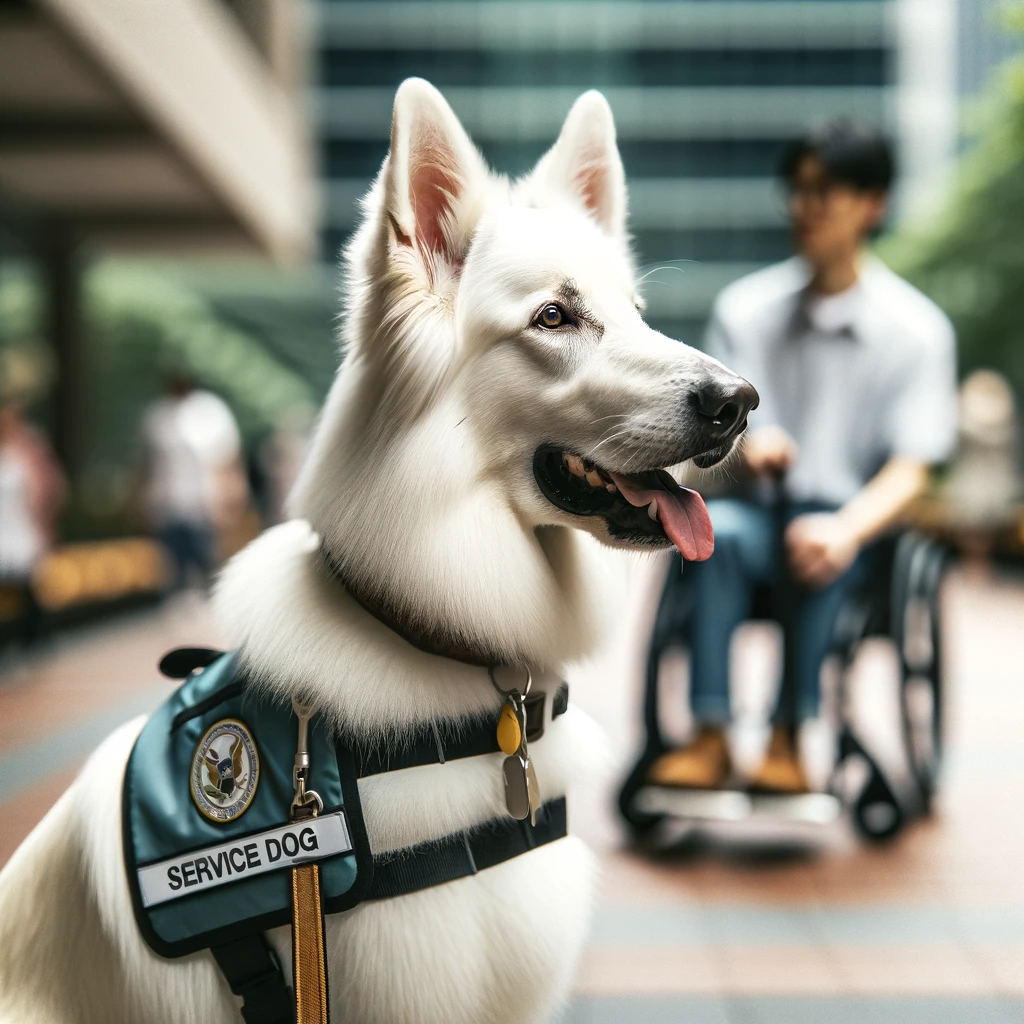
[635,786,842,825]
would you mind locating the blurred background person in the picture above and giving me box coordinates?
[0,366,65,647]
[647,122,958,795]
[942,369,1022,551]
[141,376,247,593]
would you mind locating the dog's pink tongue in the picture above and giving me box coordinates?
[608,472,715,561]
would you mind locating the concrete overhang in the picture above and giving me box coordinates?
[0,0,313,261]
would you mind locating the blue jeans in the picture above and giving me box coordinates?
[687,498,871,725]
[160,521,214,591]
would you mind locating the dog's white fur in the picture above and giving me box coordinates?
[0,80,740,1023]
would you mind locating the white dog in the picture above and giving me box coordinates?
[0,80,755,1024]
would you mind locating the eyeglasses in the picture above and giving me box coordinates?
[784,180,841,207]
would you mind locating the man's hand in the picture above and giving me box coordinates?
[784,513,860,589]
[743,425,798,477]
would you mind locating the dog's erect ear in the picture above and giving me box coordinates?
[534,90,626,237]
[385,78,486,270]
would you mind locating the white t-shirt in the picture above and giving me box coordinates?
[143,391,241,527]
[0,449,43,580]
[705,257,958,506]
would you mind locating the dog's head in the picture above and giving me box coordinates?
[291,79,757,662]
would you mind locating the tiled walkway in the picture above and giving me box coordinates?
[1,567,1023,1021]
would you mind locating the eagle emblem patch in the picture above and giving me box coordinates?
[191,719,260,822]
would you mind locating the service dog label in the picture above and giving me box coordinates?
[137,812,352,907]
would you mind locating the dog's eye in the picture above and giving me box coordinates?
[535,303,568,329]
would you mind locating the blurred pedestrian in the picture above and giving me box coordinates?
[648,121,958,794]
[0,396,65,644]
[944,369,1021,543]
[141,377,245,591]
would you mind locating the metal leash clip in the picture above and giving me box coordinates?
[291,701,324,818]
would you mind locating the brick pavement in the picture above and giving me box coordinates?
[1,567,1023,1022]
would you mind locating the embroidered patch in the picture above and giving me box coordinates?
[190,719,260,822]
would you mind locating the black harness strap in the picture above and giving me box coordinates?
[351,683,569,779]
[211,934,293,1024]
[368,798,568,901]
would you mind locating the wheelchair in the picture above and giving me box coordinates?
[618,528,949,843]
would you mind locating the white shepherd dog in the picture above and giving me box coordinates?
[0,80,755,1024]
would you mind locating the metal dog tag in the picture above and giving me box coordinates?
[525,757,541,826]
[508,694,541,824]
[503,753,531,820]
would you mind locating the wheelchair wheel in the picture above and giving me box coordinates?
[618,753,667,836]
[852,779,905,842]
[896,537,946,815]
[619,557,691,836]
[840,729,906,843]
[619,638,676,835]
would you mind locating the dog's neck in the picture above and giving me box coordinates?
[214,520,544,737]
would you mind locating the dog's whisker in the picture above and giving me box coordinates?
[637,263,694,284]
[588,426,635,458]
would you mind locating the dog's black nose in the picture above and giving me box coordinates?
[693,375,759,439]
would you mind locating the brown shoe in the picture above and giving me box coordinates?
[749,726,809,794]
[647,727,731,789]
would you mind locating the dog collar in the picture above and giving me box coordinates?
[317,543,509,669]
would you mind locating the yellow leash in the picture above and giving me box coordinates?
[291,703,330,1024]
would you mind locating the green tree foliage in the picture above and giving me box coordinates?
[883,21,1024,400]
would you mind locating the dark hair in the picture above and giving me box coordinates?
[779,120,894,193]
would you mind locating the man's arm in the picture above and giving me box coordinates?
[837,456,929,545]
[786,456,929,589]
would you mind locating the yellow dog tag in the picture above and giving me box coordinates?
[497,701,522,756]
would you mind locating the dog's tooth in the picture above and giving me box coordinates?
[564,454,586,478]
[606,482,618,493]
[584,469,604,489]
[647,499,659,521]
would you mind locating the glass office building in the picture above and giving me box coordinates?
[311,0,956,345]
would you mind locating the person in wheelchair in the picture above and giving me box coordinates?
[648,121,958,795]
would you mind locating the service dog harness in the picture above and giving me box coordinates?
[123,647,569,1024]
